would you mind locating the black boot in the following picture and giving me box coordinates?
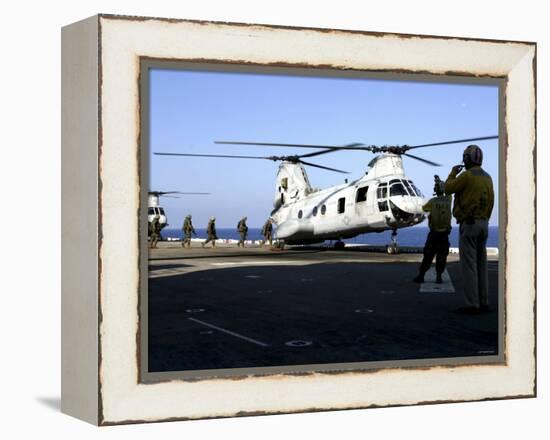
[413,274,424,283]
[436,273,443,284]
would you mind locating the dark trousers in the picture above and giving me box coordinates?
[418,231,450,276]
[459,220,489,308]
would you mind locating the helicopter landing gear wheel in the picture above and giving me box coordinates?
[271,240,286,251]
[334,240,346,250]
[386,230,399,254]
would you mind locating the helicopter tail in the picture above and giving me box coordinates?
[273,162,312,209]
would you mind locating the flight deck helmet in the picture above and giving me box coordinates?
[463,144,483,166]
[433,175,445,196]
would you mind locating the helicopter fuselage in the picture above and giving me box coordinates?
[271,154,426,244]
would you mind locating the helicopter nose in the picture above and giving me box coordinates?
[396,197,423,214]
[411,198,428,215]
[390,200,425,224]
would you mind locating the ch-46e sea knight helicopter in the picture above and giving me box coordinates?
[148,191,209,233]
[155,135,497,252]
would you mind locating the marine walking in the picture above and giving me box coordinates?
[182,214,196,248]
[202,216,218,248]
[260,218,273,247]
[149,214,162,249]
[237,216,249,247]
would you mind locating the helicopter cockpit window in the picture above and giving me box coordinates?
[408,180,423,197]
[148,207,155,215]
[158,208,165,215]
[390,182,407,197]
[281,177,288,190]
[298,210,303,219]
[377,183,388,199]
[402,180,415,196]
[355,186,368,203]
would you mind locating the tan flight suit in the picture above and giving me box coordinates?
[445,166,494,309]
[417,195,452,279]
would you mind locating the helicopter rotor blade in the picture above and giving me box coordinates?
[151,191,211,196]
[215,140,363,150]
[298,160,350,174]
[296,148,347,159]
[216,136,499,155]
[406,135,498,150]
[216,140,370,160]
[154,152,272,160]
[216,140,387,156]
[160,191,211,195]
[402,152,441,167]
[155,151,348,174]
[162,192,211,196]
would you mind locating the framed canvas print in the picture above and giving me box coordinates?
[61,14,536,425]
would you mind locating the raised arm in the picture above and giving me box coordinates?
[445,168,468,195]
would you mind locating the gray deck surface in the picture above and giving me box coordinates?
[148,243,499,373]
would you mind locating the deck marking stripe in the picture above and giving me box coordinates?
[210,261,296,266]
[187,317,270,347]
[419,268,455,293]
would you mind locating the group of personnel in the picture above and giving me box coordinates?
[179,215,274,248]
[413,144,495,315]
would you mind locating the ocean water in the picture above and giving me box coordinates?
[162,226,499,248]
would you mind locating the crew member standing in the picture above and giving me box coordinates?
[202,217,218,248]
[181,214,196,248]
[413,175,452,284]
[237,216,249,248]
[260,218,273,247]
[150,215,162,249]
[445,144,494,314]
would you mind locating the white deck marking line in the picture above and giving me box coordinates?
[210,260,296,266]
[419,268,455,293]
[187,317,270,347]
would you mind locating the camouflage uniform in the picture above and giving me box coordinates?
[237,217,249,247]
[445,162,494,310]
[260,219,273,247]
[150,216,162,249]
[182,215,196,248]
[202,218,217,248]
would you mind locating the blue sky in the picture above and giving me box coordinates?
[149,68,499,228]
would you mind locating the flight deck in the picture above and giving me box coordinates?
[147,242,500,374]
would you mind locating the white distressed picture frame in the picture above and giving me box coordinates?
[61,14,536,425]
